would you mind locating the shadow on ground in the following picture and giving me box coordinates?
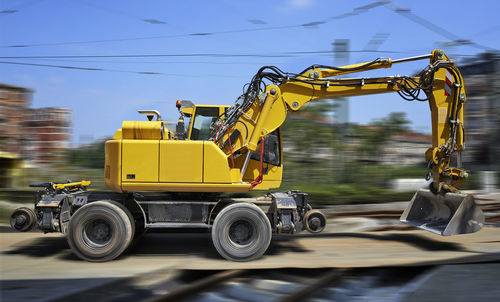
[278,232,472,252]
[3,229,480,262]
[2,232,310,261]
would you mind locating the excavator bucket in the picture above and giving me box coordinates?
[400,189,484,236]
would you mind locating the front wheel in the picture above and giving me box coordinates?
[211,203,272,262]
[67,201,133,262]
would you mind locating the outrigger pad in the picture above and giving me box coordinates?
[400,189,484,236]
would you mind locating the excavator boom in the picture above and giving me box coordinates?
[209,49,483,235]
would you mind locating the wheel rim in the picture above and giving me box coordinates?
[304,210,326,233]
[11,213,28,230]
[228,219,255,246]
[82,218,113,249]
[10,209,34,231]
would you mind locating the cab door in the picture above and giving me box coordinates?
[188,106,227,140]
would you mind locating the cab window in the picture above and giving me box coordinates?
[190,107,220,140]
[250,130,281,166]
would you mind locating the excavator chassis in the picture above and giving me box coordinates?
[10,185,326,262]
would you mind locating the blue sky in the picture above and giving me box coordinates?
[1,0,499,145]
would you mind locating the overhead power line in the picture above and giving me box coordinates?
[13,58,290,65]
[217,0,267,25]
[2,1,387,48]
[0,61,242,78]
[3,25,300,48]
[383,2,497,51]
[71,0,168,25]
[0,49,405,60]
[0,0,49,14]
[0,53,294,59]
[362,32,390,52]
[0,50,478,76]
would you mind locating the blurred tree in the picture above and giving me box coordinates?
[281,100,341,184]
[66,140,106,169]
[355,112,410,157]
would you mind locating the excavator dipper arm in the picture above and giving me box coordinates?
[214,50,463,192]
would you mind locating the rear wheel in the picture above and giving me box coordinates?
[67,201,133,262]
[211,203,271,262]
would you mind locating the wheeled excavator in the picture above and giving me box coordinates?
[11,49,484,262]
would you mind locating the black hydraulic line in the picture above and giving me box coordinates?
[446,68,461,154]
[235,120,249,143]
[298,58,382,76]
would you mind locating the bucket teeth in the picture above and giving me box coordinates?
[400,189,484,236]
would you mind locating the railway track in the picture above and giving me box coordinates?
[52,266,434,302]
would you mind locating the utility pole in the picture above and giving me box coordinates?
[333,39,350,124]
[332,39,351,183]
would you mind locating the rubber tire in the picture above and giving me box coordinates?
[211,203,272,262]
[107,200,136,240]
[67,201,133,262]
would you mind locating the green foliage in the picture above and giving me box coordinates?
[355,112,411,156]
[66,141,106,169]
[372,112,410,133]
[299,99,338,117]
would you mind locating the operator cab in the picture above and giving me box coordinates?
[179,102,228,141]
[180,103,281,167]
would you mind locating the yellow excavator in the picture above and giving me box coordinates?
[11,49,484,262]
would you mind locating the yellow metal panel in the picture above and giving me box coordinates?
[243,160,282,181]
[181,107,194,116]
[429,69,460,149]
[121,182,251,192]
[121,140,159,182]
[250,180,281,190]
[105,140,122,192]
[122,121,163,140]
[112,129,122,139]
[242,158,282,190]
[230,169,242,183]
[159,141,203,183]
[203,142,232,183]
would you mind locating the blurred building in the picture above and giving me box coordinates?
[284,114,430,166]
[0,82,72,166]
[380,131,431,166]
[26,107,72,165]
[0,83,33,158]
[460,52,500,171]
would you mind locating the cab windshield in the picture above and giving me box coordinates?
[190,107,220,140]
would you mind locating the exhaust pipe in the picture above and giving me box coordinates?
[400,189,484,236]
